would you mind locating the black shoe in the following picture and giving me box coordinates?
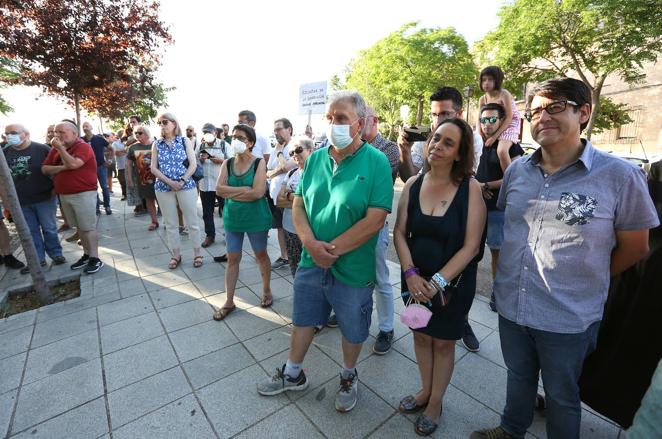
[84,258,104,274]
[373,330,394,355]
[326,313,338,328]
[70,255,90,270]
[20,261,47,275]
[470,426,517,439]
[213,254,228,263]
[105,207,112,215]
[489,292,497,312]
[2,254,25,269]
[52,255,67,265]
[462,321,480,352]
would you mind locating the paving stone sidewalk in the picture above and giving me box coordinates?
[0,194,624,438]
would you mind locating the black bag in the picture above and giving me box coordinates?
[182,158,203,182]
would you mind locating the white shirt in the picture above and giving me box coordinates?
[412,131,483,172]
[267,141,292,201]
[251,132,272,159]
[196,139,228,192]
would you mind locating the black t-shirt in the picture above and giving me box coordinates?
[4,141,54,206]
[476,141,524,210]
[82,134,109,167]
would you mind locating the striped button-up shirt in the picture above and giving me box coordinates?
[495,140,659,333]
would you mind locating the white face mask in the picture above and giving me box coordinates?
[202,133,216,143]
[326,122,359,149]
[231,139,247,155]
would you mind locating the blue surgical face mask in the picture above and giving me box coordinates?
[6,134,21,146]
[326,122,359,149]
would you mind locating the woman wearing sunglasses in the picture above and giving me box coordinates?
[150,113,203,269]
[275,137,314,277]
[213,124,273,320]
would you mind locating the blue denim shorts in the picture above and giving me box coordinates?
[486,209,505,250]
[292,266,373,344]
[225,231,268,254]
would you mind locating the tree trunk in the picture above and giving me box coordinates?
[585,75,606,140]
[74,93,81,130]
[415,94,424,126]
[0,152,53,305]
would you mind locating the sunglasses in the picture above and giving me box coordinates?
[479,116,500,124]
[524,100,578,122]
[158,120,172,126]
[135,131,144,135]
[289,146,304,157]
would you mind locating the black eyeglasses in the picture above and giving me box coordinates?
[479,116,500,124]
[233,135,248,143]
[158,120,172,126]
[524,100,578,122]
[289,146,304,157]
[430,111,457,120]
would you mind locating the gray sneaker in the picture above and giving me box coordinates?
[335,370,358,412]
[257,365,308,396]
[373,330,394,355]
[271,257,289,269]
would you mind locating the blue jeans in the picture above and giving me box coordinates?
[499,315,600,439]
[292,266,373,344]
[21,197,63,263]
[96,165,110,209]
[374,222,394,332]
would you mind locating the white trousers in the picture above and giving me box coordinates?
[155,188,202,251]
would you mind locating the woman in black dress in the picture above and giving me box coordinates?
[394,118,486,435]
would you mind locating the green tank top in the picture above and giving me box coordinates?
[222,157,272,233]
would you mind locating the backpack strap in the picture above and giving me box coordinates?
[253,157,262,173]
[227,157,235,177]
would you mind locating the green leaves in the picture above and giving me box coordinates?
[337,22,478,140]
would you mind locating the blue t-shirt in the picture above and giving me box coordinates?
[82,135,109,167]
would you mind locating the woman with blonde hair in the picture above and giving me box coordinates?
[150,112,203,269]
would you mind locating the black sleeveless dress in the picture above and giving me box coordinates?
[401,175,481,340]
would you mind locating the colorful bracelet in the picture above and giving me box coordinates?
[403,267,420,279]
[431,273,448,291]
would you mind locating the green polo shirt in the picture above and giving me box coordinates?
[295,142,393,287]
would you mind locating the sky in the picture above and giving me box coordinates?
[0,0,503,142]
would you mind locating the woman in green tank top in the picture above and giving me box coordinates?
[213,125,273,321]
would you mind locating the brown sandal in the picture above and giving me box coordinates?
[260,292,273,308]
[148,222,159,231]
[168,256,181,269]
[193,256,203,268]
[213,305,236,321]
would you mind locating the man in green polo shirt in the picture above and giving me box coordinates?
[257,91,393,412]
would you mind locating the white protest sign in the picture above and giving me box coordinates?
[299,81,327,115]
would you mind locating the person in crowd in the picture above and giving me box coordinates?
[4,123,66,274]
[257,91,393,414]
[150,113,203,269]
[197,122,228,250]
[305,124,313,139]
[213,124,272,319]
[44,124,55,146]
[394,118,485,435]
[475,103,524,311]
[326,106,401,354]
[0,207,25,270]
[399,87,485,352]
[222,123,231,143]
[112,129,128,201]
[186,124,199,151]
[126,126,159,230]
[471,78,659,439]
[103,132,117,194]
[81,121,112,215]
[477,66,521,173]
[42,121,104,274]
[237,110,271,162]
[399,87,483,182]
[276,136,314,277]
[268,118,297,269]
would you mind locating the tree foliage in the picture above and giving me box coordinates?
[0,57,18,114]
[0,0,172,126]
[337,23,478,140]
[475,0,662,138]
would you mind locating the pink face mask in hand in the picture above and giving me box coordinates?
[400,294,432,329]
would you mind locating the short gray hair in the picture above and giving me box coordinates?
[293,136,314,150]
[327,90,368,119]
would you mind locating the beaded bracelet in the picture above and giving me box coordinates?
[403,267,420,279]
